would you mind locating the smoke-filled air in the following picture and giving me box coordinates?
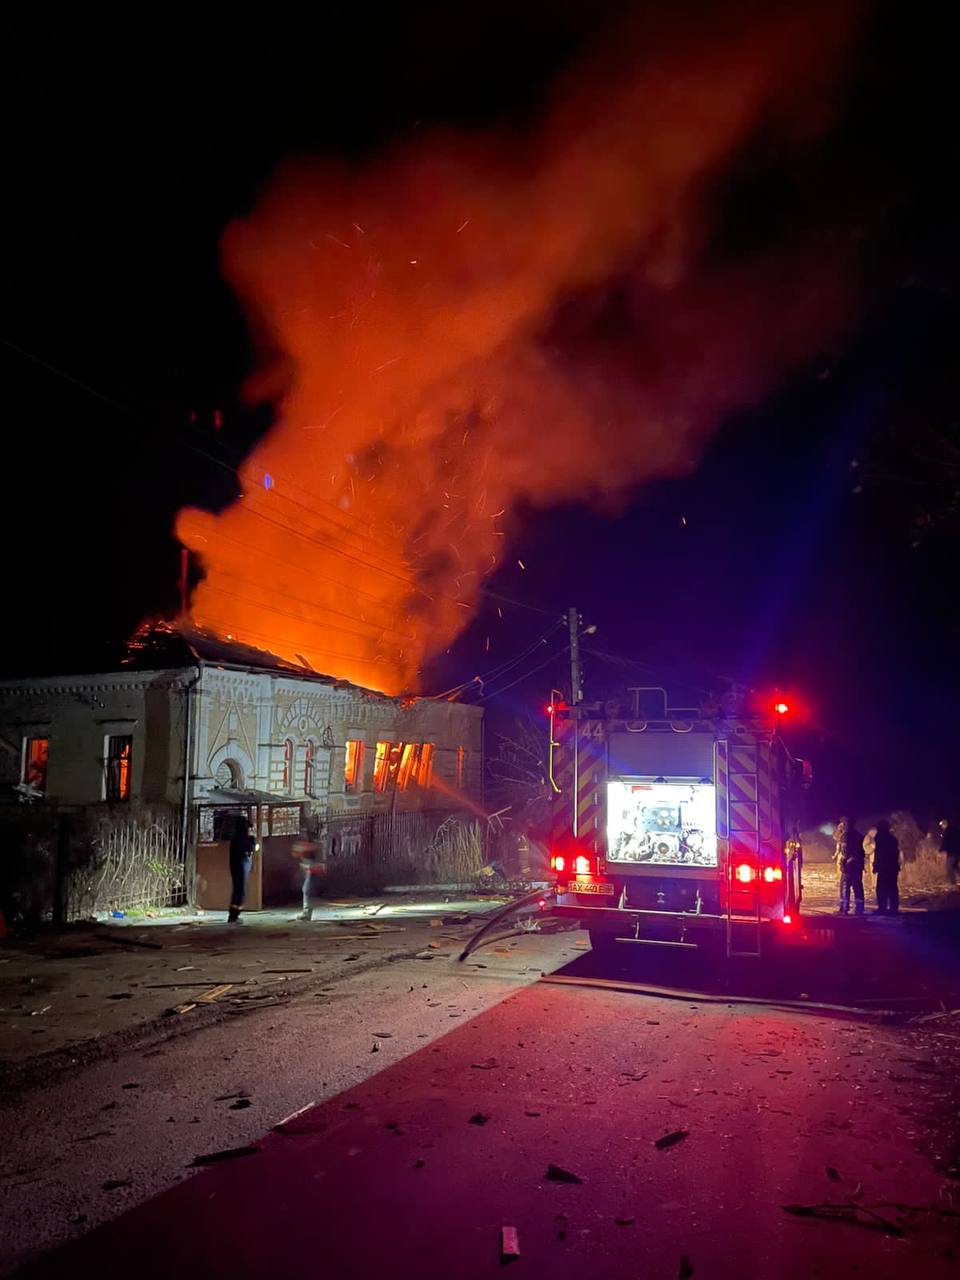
[175,1,861,693]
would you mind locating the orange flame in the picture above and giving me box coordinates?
[176,2,861,693]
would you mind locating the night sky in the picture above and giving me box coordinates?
[5,2,958,824]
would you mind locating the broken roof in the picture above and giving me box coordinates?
[123,620,397,700]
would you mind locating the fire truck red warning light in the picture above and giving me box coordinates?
[774,701,790,716]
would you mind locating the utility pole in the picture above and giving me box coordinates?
[567,606,583,705]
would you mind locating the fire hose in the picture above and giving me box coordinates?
[457,886,555,963]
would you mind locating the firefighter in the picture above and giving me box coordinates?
[834,815,866,915]
[872,819,900,915]
[227,815,260,924]
[938,818,960,886]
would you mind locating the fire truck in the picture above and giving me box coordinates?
[548,688,808,958]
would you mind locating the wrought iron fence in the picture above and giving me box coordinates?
[323,808,486,893]
[0,803,186,927]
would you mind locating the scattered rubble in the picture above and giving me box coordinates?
[190,1145,260,1167]
[546,1163,583,1184]
[654,1129,690,1151]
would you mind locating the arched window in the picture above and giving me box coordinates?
[304,740,316,797]
[215,759,243,790]
[282,738,294,793]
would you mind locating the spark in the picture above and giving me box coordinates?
[456,219,470,233]
[373,357,402,372]
[325,233,351,249]
[352,223,365,235]
[680,515,687,526]
[497,607,503,619]
[517,560,526,570]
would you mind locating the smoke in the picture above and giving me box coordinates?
[176,1,862,693]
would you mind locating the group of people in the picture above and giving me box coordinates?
[832,815,960,916]
[226,816,327,924]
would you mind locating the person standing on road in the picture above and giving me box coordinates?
[835,815,866,915]
[227,815,260,924]
[938,818,960,886]
[872,819,900,915]
[291,825,326,921]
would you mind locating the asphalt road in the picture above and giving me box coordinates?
[3,921,959,1279]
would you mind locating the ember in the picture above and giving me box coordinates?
[176,2,860,692]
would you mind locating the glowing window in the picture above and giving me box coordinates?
[373,741,394,793]
[304,741,316,797]
[397,743,419,791]
[344,739,364,793]
[417,743,435,787]
[105,735,132,802]
[282,738,294,793]
[22,737,48,791]
[456,746,466,789]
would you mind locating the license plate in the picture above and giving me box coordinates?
[564,880,614,895]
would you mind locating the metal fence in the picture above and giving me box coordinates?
[324,808,487,893]
[0,803,186,927]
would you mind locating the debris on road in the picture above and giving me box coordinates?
[471,1058,498,1070]
[197,984,233,1002]
[781,1202,903,1236]
[468,1112,489,1125]
[678,1256,694,1278]
[272,1102,315,1131]
[101,1179,131,1191]
[501,1225,520,1262]
[614,1216,635,1226]
[546,1163,583,1184]
[655,1129,690,1151]
[826,1166,841,1182]
[107,993,133,1000]
[190,1145,260,1167]
[229,1098,252,1110]
[172,1003,197,1015]
[103,934,162,950]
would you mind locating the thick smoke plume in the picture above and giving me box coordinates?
[177,1,861,693]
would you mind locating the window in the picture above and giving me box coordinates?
[344,739,364,793]
[105,734,132,802]
[373,741,393,792]
[282,738,294,793]
[270,805,301,836]
[22,737,49,791]
[215,759,242,790]
[417,743,435,788]
[456,746,466,790]
[304,741,316,797]
[397,743,419,791]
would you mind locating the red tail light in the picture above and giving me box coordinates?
[762,866,783,883]
[782,913,793,925]
[574,854,590,875]
[550,854,566,872]
[734,863,756,883]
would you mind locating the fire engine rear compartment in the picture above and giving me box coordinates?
[550,718,798,954]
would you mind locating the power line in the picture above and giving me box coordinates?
[212,568,415,640]
[201,581,415,647]
[480,647,567,700]
[426,619,564,700]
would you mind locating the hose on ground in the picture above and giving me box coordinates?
[457,886,555,963]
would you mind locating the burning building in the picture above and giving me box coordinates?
[0,625,482,916]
